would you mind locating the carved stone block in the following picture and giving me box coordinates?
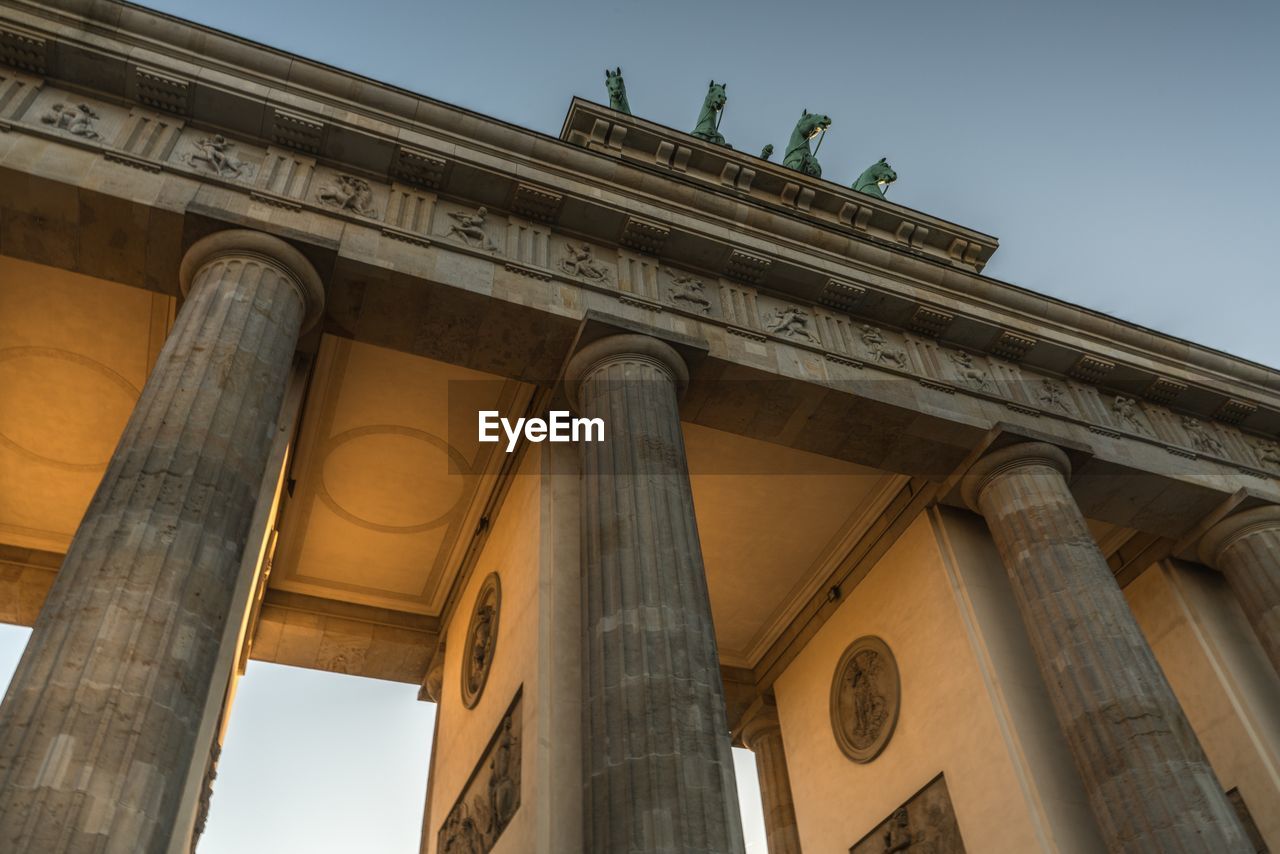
[820,279,866,312]
[269,108,325,153]
[0,26,47,74]
[1069,354,1116,383]
[134,66,192,115]
[831,635,899,763]
[1214,398,1256,425]
[620,216,669,254]
[510,183,563,223]
[390,146,448,189]
[907,306,953,338]
[849,774,966,854]
[990,330,1037,361]
[1144,377,1187,405]
[724,248,772,284]
[438,690,522,853]
[838,200,873,231]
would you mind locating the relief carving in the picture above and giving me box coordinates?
[766,306,819,343]
[1255,440,1280,470]
[439,691,523,854]
[849,774,966,854]
[1112,396,1150,435]
[831,635,899,763]
[1037,379,1071,412]
[186,134,251,178]
[462,573,501,709]
[1181,416,1226,456]
[447,207,499,251]
[559,242,610,281]
[947,351,990,391]
[860,325,910,370]
[316,174,378,217]
[663,268,711,314]
[40,102,101,139]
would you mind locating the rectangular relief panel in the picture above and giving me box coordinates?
[438,689,523,853]
[849,773,965,854]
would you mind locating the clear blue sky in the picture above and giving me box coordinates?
[3,0,1278,851]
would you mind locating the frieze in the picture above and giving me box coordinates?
[181,133,257,180]
[661,268,713,315]
[439,689,522,853]
[849,774,965,854]
[557,241,612,283]
[315,172,380,218]
[438,203,501,253]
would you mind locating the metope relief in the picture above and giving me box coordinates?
[462,572,501,709]
[40,101,102,139]
[849,774,966,854]
[662,267,713,315]
[1180,416,1226,457]
[440,204,500,252]
[764,305,820,344]
[558,241,611,282]
[439,690,523,854]
[185,134,253,179]
[947,350,992,392]
[859,324,911,371]
[831,635,899,763]
[1111,395,1151,436]
[316,173,379,218]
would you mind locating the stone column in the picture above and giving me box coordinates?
[961,442,1250,854]
[0,230,323,854]
[739,705,801,854]
[1199,505,1280,675]
[566,333,745,854]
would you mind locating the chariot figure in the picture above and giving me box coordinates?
[690,80,729,147]
[853,157,898,198]
[782,109,831,177]
[604,67,631,114]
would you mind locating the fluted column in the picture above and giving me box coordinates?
[1199,505,1280,675]
[566,334,745,854]
[961,442,1250,854]
[739,705,801,854]
[0,230,323,853]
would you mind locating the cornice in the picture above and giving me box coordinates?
[2,0,1279,431]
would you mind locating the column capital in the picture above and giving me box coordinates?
[960,441,1072,512]
[564,332,690,411]
[1199,504,1280,566]
[180,229,325,332]
[738,702,782,752]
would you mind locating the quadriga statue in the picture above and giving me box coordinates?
[604,67,631,114]
[853,157,898,198]
[783,109,831,177]
[691,80,730,147]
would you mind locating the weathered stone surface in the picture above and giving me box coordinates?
[566,333,745,854]
[962,442,1251,854]
[739,703,801,854]
[1199,505,1280,676]
[0,229,321,853]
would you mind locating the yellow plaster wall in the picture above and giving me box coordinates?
[1126,560,1280,850]
[775,510,1100,853]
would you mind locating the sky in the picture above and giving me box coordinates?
[3,0,1279,851]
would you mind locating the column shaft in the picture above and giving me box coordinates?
[740,710,801,854]
[964,443,1249,854]
[0,231,321,853]
[569,334,745,854]
[1200,506,1280,675]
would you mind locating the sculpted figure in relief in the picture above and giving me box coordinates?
[488,717,519,831]
[1255,440,1280,470]
[1112,396,1149,435]
[948,351,990,390]
[447,207,498,251]
[41,103,101,139]
[861,325,910,370]
[766,306,818,343]
[882,807,914,853]
[317,174,378,217]
[1181,417,1226,456]
[187,135,250,178]
[663,269,711,313]
[560,243,610,281]
[1038,379,1070,411]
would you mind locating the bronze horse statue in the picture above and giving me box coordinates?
[691,80,729,147]
[852,158,898,198]
[604,67,630,115]
[783,109,831,177]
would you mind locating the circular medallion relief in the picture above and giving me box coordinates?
[461,573,501,709]
[830,635,900,763]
